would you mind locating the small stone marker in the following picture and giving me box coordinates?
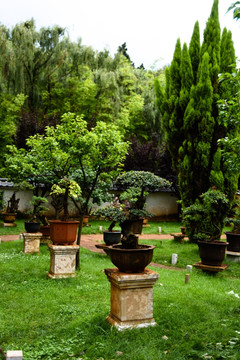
[185,273,190,284]
[158,226,162,233]
[186,265,193,272]
[99,226,103,231]
[171,253,178,265]
[6,350,23,360]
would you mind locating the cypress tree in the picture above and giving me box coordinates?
[156,0,238,240]
[189,21,200,85]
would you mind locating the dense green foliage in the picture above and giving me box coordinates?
[0,19,165,170]
[155,0,240,240]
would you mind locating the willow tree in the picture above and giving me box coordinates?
[155,0,238,221]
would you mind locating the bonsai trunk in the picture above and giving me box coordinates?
[76,214,84,270]
[108,221,116,232]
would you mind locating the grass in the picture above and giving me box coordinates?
[0,237,240,360]
[0,219,182,236]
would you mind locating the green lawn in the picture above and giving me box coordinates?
[0,219,183,236]
[0,237,240,360]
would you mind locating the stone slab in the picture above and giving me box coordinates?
[47,244,79,279]
[6,350,23,360]
[105,268,159,330]
[226,251,240,263]
[22,233,41,254]
[193,261,229,273]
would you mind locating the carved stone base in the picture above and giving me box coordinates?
[47,244,79,279]
[22,233,41,254]
[104,268,159,330]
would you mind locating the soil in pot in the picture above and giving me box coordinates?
[24,221,41,233]
[225,232,240,252]
[103,230,121,246]
[108,244,155,273]
[198,240,228,266]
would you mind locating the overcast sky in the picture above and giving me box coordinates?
[0,0,239,69]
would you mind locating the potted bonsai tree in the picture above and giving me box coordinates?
[24,196,49,233]
[49,177,81,245]
[224,202,240,253]
[2,191,20,225]
[183,188,229,267]
[95,170,172,272]
[94,197,125,246]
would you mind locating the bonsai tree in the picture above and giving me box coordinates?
[94,197,126,232]
[4,192,20,214]
[27,196,49,225]
[183,188,229,242]
[95,170,171,249]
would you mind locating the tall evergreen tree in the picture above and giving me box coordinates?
[156,0,238,240]
[189,21,200,85]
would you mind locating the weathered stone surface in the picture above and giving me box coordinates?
[105,268,159,330]
[47,244,79,279]
[6,350,23,360]
[22,233,41,254]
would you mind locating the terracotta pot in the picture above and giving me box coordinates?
[24,221,41,233]
[103,230,121,246]
[2,212,17,223]
[197,240,228,266]
[180,226,186,235]
[40,225,50,236]
[108,244,155,273]
[83,215,90,226]
[225,232,240,252]
[50,220,79,245]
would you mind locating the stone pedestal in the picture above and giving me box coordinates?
[104,268,159,330]
[22,233,41,254]
[226,251,240,263]
[47,244,79,279]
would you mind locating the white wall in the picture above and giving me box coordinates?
[2,189,178,218]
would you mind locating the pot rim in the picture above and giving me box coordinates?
[109,244,155,251]
[197,240,228,245]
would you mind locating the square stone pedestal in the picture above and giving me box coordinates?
[47,244,79,279]
[104,268,159,330]
[22,233,41,254]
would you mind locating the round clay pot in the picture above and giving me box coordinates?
[197,240,228,266]
[108,244,155,273]
[2,212,17,223]
[225,232,240,252]
[103,230,121,246]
